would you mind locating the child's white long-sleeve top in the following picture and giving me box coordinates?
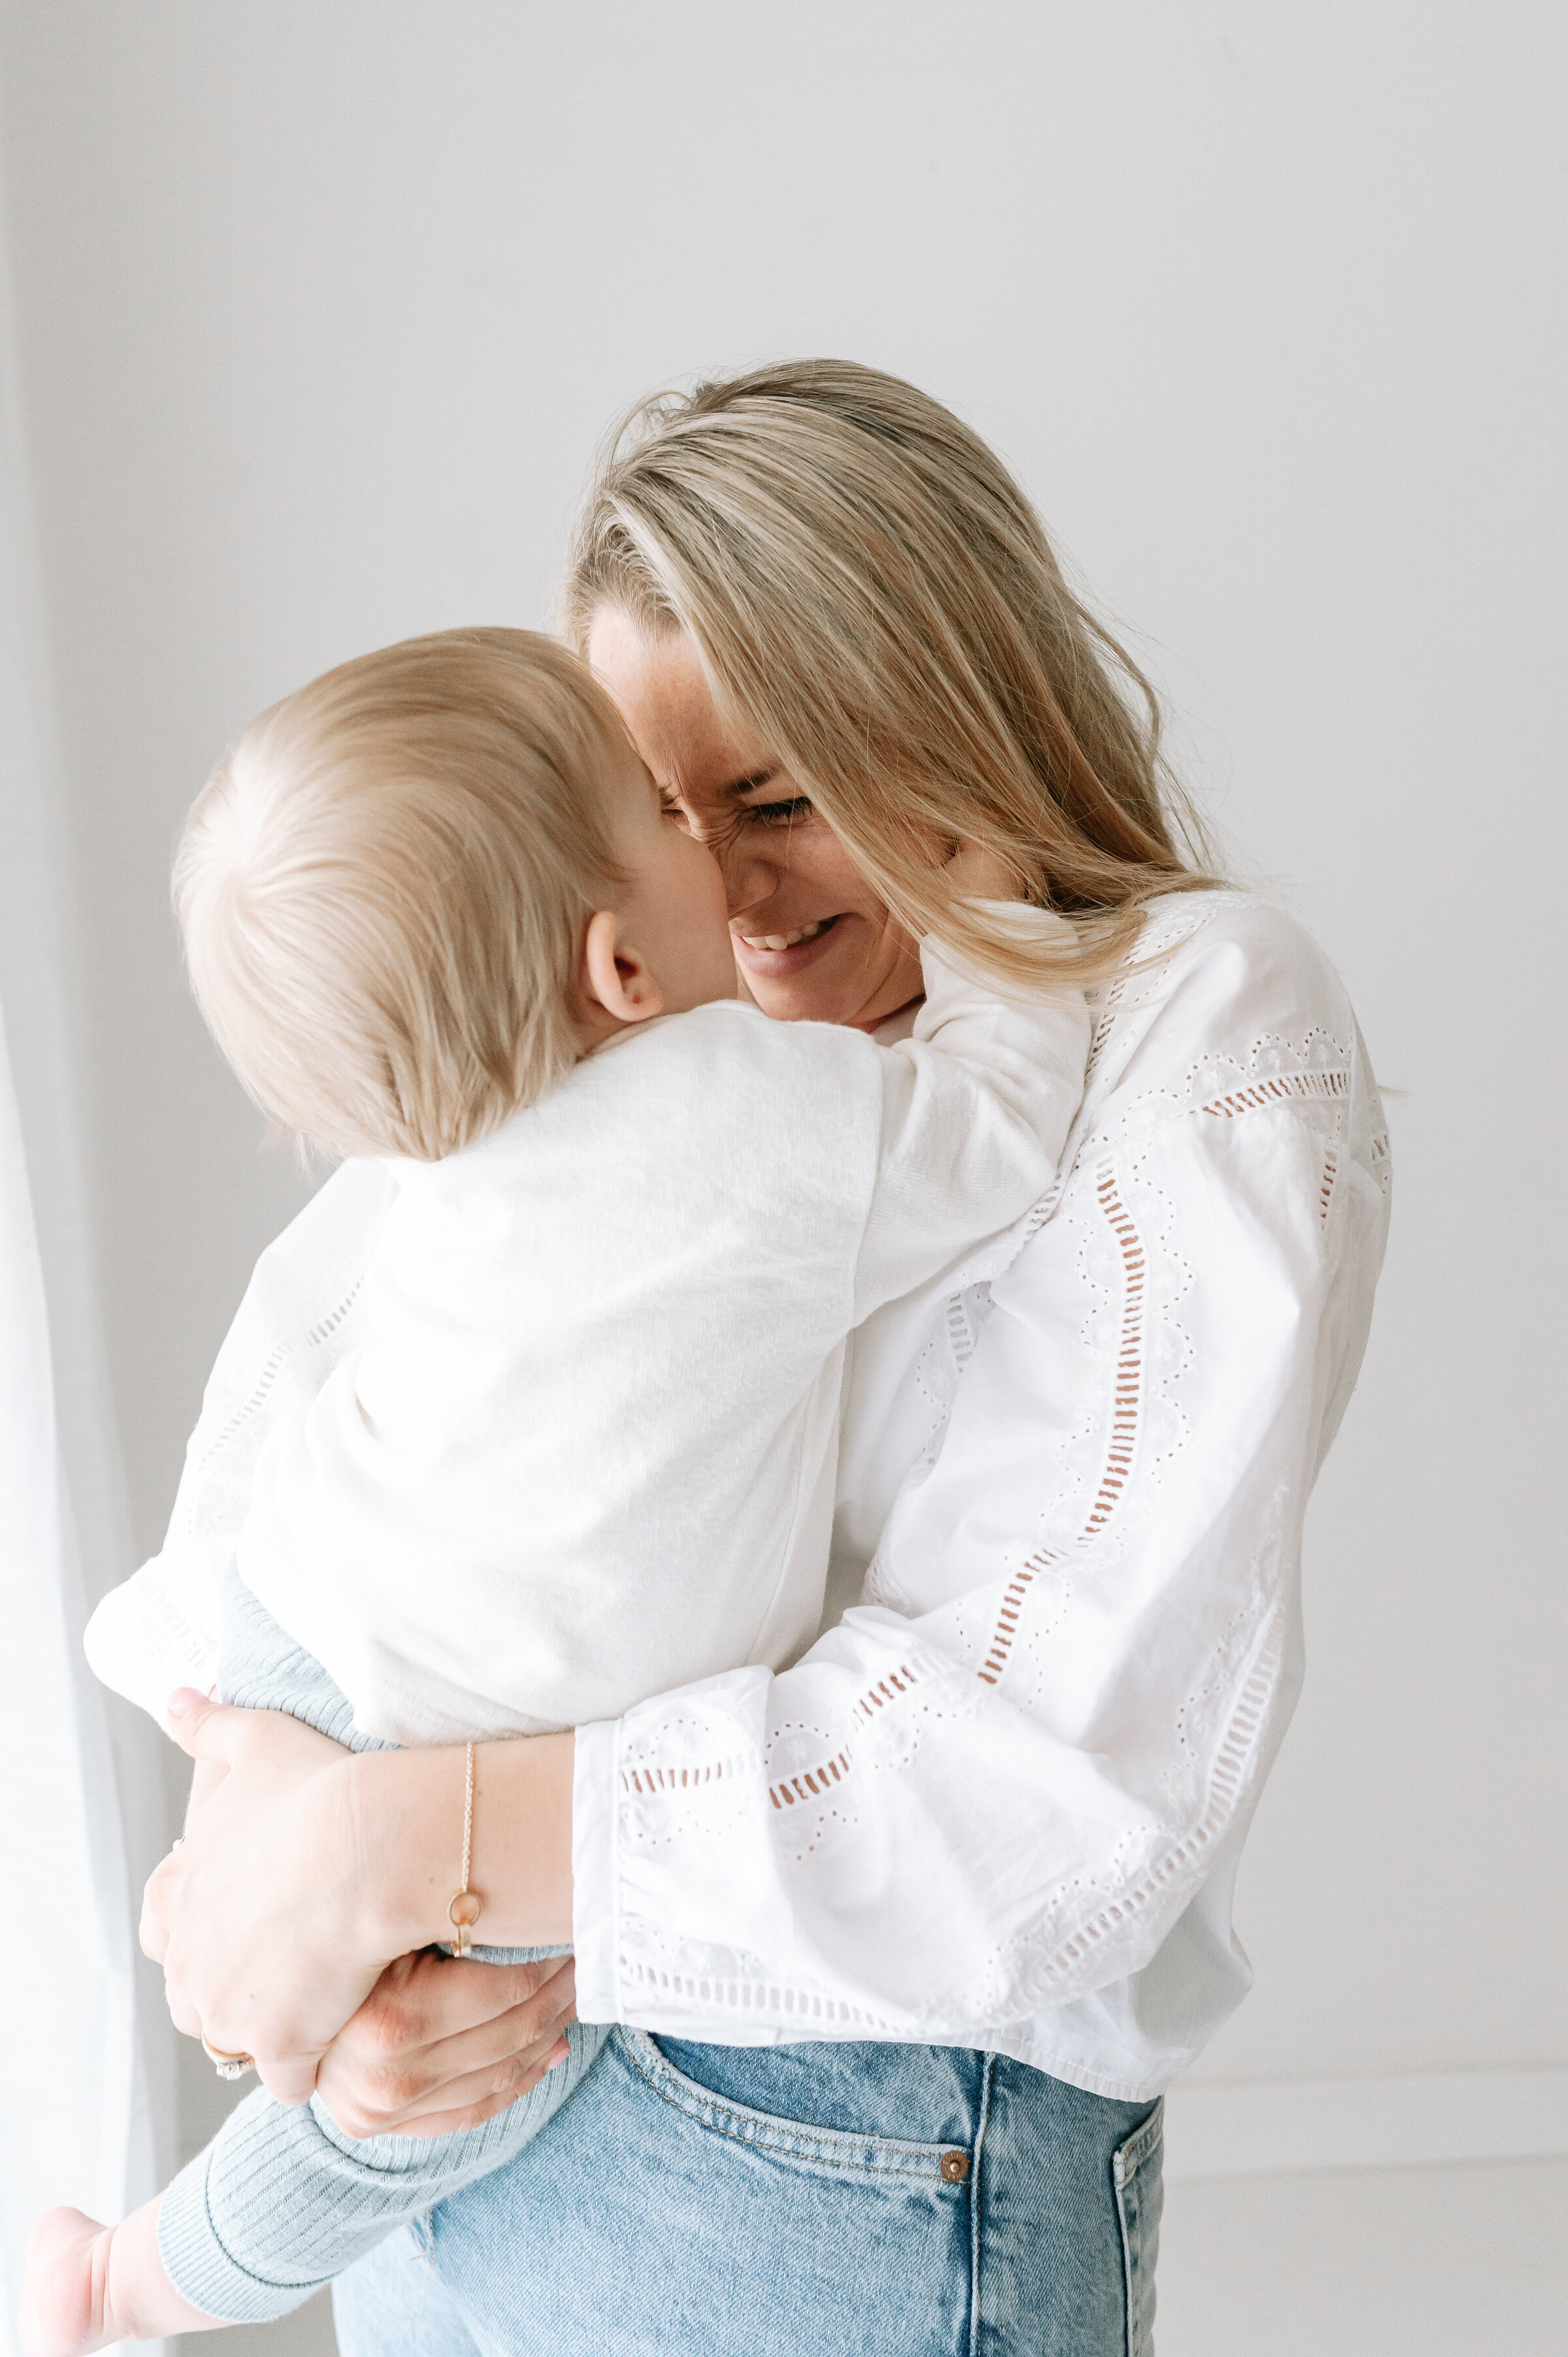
[95,925,1088,1747]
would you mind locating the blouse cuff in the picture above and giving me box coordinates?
[569,1715,623,2024]
[84,1559,221,1735]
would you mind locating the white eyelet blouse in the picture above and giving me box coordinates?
[88,890,1388,2104]
[569,891,1390,2100]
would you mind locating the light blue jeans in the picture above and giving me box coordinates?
[333,2026,1163,2355]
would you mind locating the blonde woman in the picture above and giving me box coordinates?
[139,363,1389,2357]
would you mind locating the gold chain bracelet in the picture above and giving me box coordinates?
[447,1740,482,1957]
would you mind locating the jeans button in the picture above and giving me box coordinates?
[940,2149,970,2183]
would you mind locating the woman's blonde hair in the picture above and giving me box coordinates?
[563,359,1220,993]
[174,628,629,1160]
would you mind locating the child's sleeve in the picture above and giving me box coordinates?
[156,2010,607,2322]
[83,1159,393,1732]
[851,907,1091,1322]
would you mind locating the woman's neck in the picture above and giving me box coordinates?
[847,990,924,1037]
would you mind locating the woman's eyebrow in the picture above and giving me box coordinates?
[728,770,779,798]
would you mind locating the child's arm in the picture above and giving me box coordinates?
[853,907,1091,1320]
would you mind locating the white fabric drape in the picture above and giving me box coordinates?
[0,205,171,2356]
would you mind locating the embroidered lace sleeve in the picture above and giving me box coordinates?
[570,896,1391,2046]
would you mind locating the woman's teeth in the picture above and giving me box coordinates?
[742,920,830,951]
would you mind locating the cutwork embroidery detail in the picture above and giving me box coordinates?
[623,1018,1355,1844]
[765,1665,923,1811]
[1197,1069,1349,1120]
[623,1757,738,1796]
[179,1271,368,1497]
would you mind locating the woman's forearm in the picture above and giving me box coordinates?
[347,1732,576,1959]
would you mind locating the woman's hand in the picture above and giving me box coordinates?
[142,1692,393,2106]
[143,1691,578,2110]
[314,1950,577,2139]
[180,1751,229,1833]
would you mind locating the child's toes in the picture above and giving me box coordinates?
[19,2209,108,2357]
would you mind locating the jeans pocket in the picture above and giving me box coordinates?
[1111,2098,1164,2357]
[617,2028,976,2192]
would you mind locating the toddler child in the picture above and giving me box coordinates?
[23,627,1089,2352]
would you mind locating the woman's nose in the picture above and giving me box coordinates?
[708,836,778,919]
[678,802,781,915]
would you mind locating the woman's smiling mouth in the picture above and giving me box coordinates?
[735,915,838,951]
[731,913,850,972]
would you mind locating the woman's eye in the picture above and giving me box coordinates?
[659,800,692,829]
[745,795,815,828]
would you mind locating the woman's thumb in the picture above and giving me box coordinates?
[164,1687,237,1760]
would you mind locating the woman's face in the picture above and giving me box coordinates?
[587,606,924,1031]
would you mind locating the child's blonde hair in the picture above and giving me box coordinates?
[174,628,630,1160]
[564,359,1222,995]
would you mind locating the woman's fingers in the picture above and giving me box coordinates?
[139,1848,177,1964]
[329,2036,574,2140]
[361,1971,576,2093]
[338,1951,575,2083]
[182,1756,231,1832]
[163,1688,237,1759]
[138,1704,382,2081]
[139,1844,205,2035]
[252,2051,327,2108]
[318,2025,574,2139]
[350,1950,574,2063]
[164,1987,204,2039]
[168,1996,207,2042]
[314,1951,578,2136]
[164,1689,343,1772]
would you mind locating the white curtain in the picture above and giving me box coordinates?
[0,204,172,2356]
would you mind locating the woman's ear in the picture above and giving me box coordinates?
[581,909,666,1026]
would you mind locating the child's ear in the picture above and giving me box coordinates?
[581,909,665,1026]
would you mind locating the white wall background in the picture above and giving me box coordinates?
[0,0,1561,2315]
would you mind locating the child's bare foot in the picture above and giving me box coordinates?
[20,2209,114,2357]
[21,2198,220,2352]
